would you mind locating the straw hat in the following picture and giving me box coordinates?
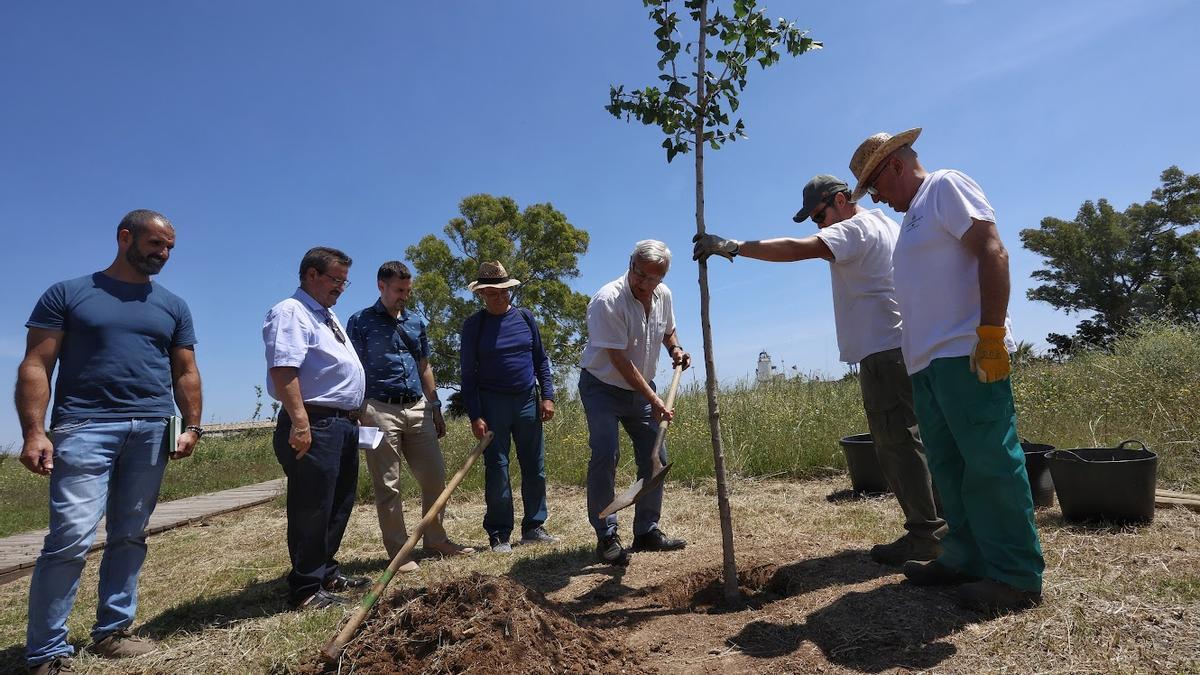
[468,261,521,291]
[848,127,922,201]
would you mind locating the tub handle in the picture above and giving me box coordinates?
[1048,449,1087,462]
[1116,439,1147,452]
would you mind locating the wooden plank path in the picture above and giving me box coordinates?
[0,478,285,585]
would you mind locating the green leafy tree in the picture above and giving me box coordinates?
[405,194,590,392]
[1021,166,1200,355]
[607,0,819,600]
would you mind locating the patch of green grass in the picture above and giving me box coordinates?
[0,430,284,537]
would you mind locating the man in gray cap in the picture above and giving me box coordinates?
[694,174,946,566]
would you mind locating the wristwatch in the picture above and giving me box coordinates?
[185,425,205,438]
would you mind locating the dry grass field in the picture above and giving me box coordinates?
[2,476,1197,674]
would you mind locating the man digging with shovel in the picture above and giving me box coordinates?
[580,240,692,565]
[693,174,946,566]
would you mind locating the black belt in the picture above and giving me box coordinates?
[303,404,360,422]
[375,393,421,406]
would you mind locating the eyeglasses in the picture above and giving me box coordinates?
[811,195,838,225]
[629,263,665,284]
[865,156,895,197]
[321,272,351,288]
[324,316,347,344]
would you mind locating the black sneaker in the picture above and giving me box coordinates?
[596,533,628,565]
[520,526,560,545]
[630,528,687,552]
[489,533,512,553]
[323,573,371,592]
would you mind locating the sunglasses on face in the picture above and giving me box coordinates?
[811,195,838,225]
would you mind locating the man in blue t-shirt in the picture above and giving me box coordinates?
[16,209,203,675]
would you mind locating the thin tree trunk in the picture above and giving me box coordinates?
[694,0,739,603]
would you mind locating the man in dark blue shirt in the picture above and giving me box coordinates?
[347,261,473,563]
[459,261,557,552]
[16,210,203,675]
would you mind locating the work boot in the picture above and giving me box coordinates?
[28,657,75,675]
[902,559,981,586]
[630,528,687,552]
[870,534,942,566]
[489,534,512,553]
[520,526,560,545]
[596,533,629,565]
[87,628,157,659]
[954,579,1043,615]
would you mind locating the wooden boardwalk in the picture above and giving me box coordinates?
[0,478,285,585]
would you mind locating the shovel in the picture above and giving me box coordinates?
[320,430,493,663]
[598,364,683,519]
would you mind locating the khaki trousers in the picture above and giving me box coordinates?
[361,398,448,557]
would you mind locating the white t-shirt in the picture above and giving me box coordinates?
[814,209,904,364]
[892,169,1016,374]
[579,274,676,389]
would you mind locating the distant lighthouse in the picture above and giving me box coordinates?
[756,350,774,384]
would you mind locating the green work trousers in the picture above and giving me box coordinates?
[911,356,1044,592]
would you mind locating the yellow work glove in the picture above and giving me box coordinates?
[969,325,1011,383]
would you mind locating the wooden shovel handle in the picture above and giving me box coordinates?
[320,431,493,663]
[650,365,683,473]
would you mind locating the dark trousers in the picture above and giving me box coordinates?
[273,409,359,602]
[480,387,548,539]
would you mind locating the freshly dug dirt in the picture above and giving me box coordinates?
[307,573,649,674]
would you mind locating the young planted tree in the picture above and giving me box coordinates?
[606,0,819,600]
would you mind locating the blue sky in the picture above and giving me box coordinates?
[2,0,1197,447]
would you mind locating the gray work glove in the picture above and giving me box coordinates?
[692,233,741,262]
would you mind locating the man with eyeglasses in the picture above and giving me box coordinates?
[346,261,474,565]
[18,209,202,674]
[579,240,692,565]
[847,128,1044,615]
[262,246,368,610]
[693,174,946,567]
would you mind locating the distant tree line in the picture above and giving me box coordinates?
[1021,166,1200,358]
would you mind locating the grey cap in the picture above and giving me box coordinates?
[793,174,851,223]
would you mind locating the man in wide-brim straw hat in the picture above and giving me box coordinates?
[848,127,1045,614]
[460,261,559,553]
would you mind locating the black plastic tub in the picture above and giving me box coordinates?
[1020,440,1056,509]
[839,433,889,495]
[1046,440,1157,524]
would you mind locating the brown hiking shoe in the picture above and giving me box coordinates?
[87,628,157,659]
[954,579,1043,615]
[870,535,942,566]
[28,656,75,675]
[902,559,981,586]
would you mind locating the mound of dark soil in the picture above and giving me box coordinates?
[304,573,648,674]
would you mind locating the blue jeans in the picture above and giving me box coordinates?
[273,410,359,603]
[480,388,548,540]
[579,370,666,538]
[26,418,170,667]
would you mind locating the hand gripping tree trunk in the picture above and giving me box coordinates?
[607,0,820,602]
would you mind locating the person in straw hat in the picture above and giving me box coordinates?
[579,240,691,565]
[692,174,947,566]
[346,260,475,570]
[459,261,559,552]
[847,128,1044,614]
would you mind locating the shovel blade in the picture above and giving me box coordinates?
[598,477,645,519]
[596,462,673,520]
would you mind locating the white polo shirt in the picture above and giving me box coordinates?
[892,169,1016,375]
[263,288,366,410]
[814,209,904,364]
[579,274,675,389]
